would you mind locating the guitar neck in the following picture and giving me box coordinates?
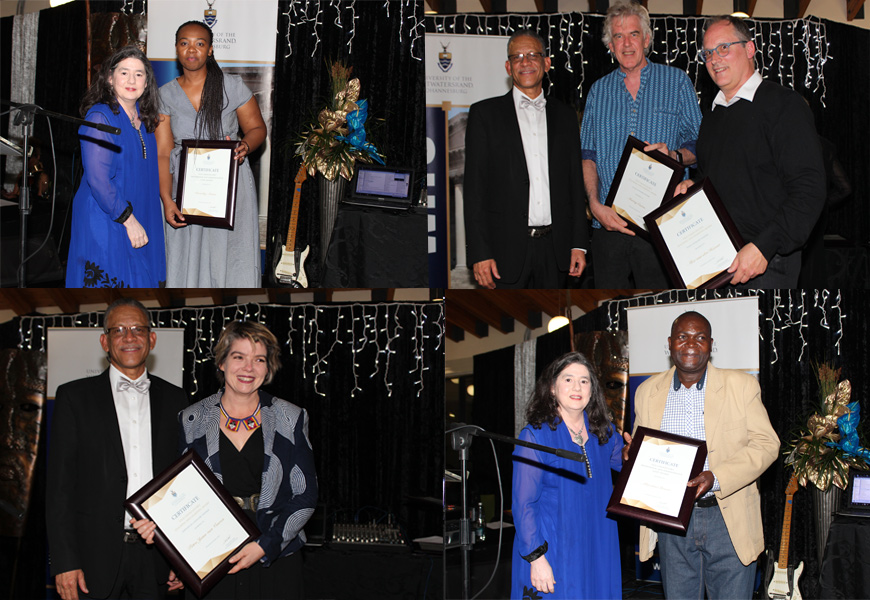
[286,166,306,251]
[777,490,796,569]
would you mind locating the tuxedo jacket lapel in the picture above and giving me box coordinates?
[96,370,127,479]
[498,91,529,185]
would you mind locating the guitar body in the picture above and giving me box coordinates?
[274,165,309,287]
[767,561,803,600]
[765,474,803,600]
[275,244,309,288]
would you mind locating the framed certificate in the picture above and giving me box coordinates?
[606,427,707,532]
[124,451,260,598]
[604,136,684,238]
[644,177,745,289]
[175,139,239,229]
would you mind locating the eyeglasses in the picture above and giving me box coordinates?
[699,40,748,63]
[105,326,151,338]
[508,52,544,64]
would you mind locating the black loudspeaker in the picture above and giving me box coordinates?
[1,234,65,287]
[825,244,870,288]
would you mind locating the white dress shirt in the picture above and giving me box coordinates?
[108,365,153,528]
[712,70,763,109]
[512,86,551,227]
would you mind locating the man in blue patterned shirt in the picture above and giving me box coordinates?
[580,0,702,287]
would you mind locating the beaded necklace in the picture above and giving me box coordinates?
[220,402,261,432]
[130,116,146,160]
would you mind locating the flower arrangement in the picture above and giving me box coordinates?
[295,61,384,181]
[784,363,870,491]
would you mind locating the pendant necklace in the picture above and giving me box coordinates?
[220,402,261,432]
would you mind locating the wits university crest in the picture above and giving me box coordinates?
[204,0,217,28]
[438,42,453,73]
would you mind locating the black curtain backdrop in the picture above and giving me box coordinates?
[468,289,869,600]
[426,13,870,248]
[0,300,443,599]
[267,1,426,287]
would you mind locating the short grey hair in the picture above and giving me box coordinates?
[507,29,546,57]
[104,298,151,329]
[602,0,653,56]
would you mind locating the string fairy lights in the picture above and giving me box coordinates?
[601,290,846,365]
[425,12,830,104]
[282,0,423,60]
[16,301,443,401]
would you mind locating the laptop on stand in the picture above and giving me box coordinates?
[342,164,416,211]
[835,471,870,517]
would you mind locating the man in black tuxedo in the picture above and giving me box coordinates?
[464,30,588,288]
[47,298,186,600]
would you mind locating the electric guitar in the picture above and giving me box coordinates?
[274,165,309,287]
[766,473,803,600]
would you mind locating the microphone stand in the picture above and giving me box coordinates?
[1,99,120,287]
[447,423,590,600]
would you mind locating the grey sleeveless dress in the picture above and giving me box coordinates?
[159,74,260,287]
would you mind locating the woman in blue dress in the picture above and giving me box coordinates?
[65,46,165,287]
[512,351,624,599]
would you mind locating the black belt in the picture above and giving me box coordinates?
[233,493,260,512]
[695,495,718,508]
[123,530,140,543]
[528,225,552,238]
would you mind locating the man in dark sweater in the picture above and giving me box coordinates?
[675,15,825,287]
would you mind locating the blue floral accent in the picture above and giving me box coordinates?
[335,99,385,165]
[826,402,870,463]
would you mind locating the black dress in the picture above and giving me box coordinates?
[204,429,304,600]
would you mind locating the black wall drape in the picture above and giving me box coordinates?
[0,300,443,599]
[267,1,426,287]
[469,290,869,599]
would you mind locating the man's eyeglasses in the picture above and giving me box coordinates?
[508,52,544,64]
[699,40,748,63]
[105,326,151,338]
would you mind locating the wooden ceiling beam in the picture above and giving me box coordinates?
[152,290,173,308]
[848,0,865,21]
[797,0,811,17]
[2,290,34,316]
[47,290,79,315]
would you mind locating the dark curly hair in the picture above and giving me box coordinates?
[79,46,160,133]
[525,351,614,445]
[175,21,227,141]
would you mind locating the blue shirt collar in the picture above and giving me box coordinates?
[673,367,707,391]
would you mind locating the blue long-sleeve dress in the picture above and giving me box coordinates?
[512,415,623,599]
[65,103,165,287]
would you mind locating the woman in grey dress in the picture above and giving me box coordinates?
[156,20,266,287]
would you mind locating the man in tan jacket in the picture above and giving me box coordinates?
[624,310,779,598]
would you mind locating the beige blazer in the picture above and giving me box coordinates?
[633,362,780,565]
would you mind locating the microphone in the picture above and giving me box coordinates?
[448,422,590,475]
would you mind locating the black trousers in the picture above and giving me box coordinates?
[495,234,564,289]
[204,550,304,600]
[590,228,670,288]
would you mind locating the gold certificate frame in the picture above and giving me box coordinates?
[124,451,260,598]
[604,135,684,239]
[606,426,707,532]
[644,177,746,289]
[175,139,239,229]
